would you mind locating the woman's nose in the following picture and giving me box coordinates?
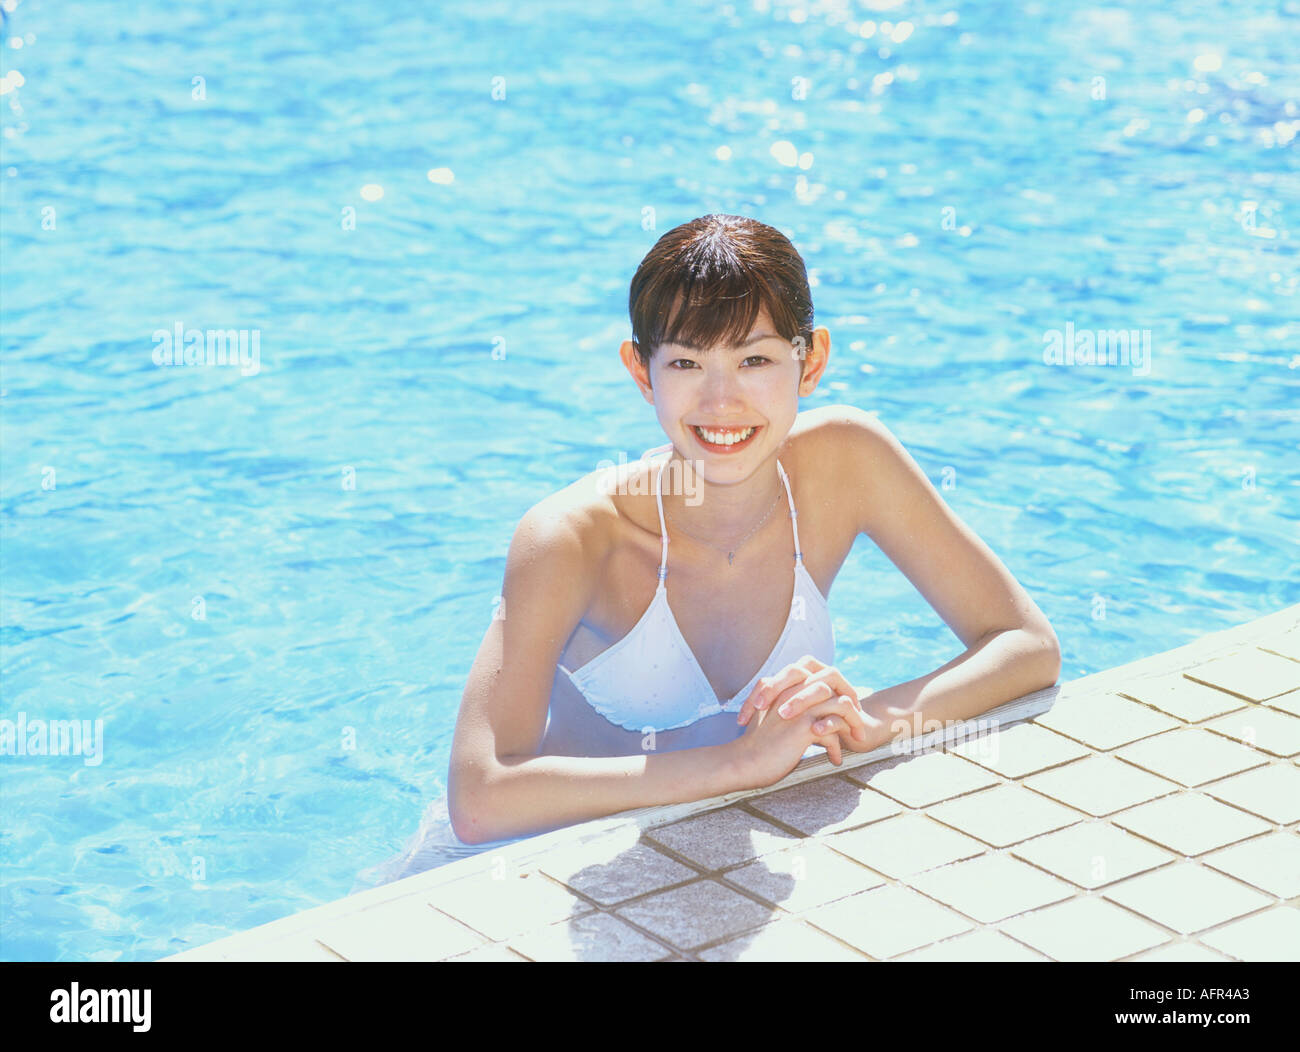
[699,367,746,405]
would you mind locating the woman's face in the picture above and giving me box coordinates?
[636,307,818,481]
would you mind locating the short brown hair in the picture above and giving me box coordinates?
[628,214,814,375]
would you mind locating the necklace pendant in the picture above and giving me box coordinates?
[727,551,735,565]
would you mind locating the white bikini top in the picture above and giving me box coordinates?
[558,444,835,733]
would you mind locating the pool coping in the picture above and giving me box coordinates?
[162,601,1300,961]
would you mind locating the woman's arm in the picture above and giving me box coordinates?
[857,627,1059,750]
[452,740,748,844]
[447,497,816,844]
[770,407,1061,749]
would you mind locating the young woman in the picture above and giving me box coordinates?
[446,214,1060,845]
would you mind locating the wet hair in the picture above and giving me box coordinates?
[628,214,814,376]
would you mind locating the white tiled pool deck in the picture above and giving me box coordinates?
[165,603,1300,962]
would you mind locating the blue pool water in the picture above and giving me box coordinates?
[1,0,1297,960]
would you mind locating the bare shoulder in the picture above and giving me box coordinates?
[787,403,889,446]
[507,471,615,584]
[785,404,901,535]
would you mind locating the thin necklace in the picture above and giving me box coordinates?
[662,484,784,566]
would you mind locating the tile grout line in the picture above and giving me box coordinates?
[164,605,1300,961]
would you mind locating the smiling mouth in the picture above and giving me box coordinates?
[691,425,761,452]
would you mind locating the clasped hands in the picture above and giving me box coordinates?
[733,655,885,772]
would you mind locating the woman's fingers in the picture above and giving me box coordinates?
[775,668,850,718]
[775,678,836,719]
[781,683,868,742]
[736,676,775,726]
[839,696,869,742]
[814,717,844,765]
[737,659,820,725]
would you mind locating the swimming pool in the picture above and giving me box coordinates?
[1,0,1296,961]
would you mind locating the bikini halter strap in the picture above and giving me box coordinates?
[653,455,802,583]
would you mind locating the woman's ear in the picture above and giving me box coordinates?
[797,327,831,395]
[620,339,655,403]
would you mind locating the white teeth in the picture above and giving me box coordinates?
[695,426,755,446]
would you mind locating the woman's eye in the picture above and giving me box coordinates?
[667,355,770,370]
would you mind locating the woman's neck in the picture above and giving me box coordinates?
[656,452,785,542]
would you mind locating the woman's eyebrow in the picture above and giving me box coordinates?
[666,332,782,351]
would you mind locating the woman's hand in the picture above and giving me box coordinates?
[726,688,864,791]
[736,656,886,754]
